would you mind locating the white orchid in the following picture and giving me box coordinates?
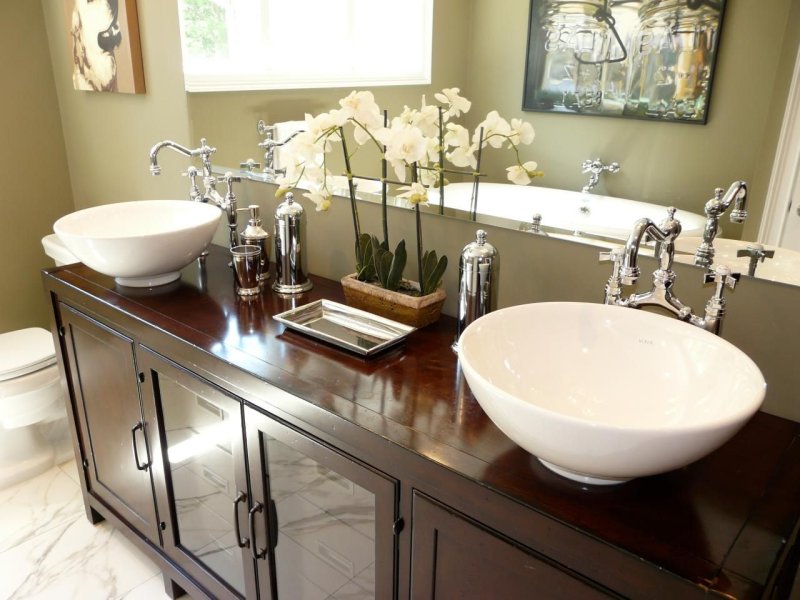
[446,143,477,169]
[434,87,471,118]
[303,189,332,212]
[378,124,428,181]
[474,111,512,149]
[510,118,535,146]
[506,161,540,185]
[397,182,429,205]
[339,90,382,129]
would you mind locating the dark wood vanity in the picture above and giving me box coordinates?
[43,246,800,600]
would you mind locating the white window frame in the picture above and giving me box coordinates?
[178,0,434,92]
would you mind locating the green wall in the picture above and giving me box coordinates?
[0,0,74,332]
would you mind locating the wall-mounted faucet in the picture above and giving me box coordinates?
[149,138,240,249]
[601,207,741,335]
[581,158,620,194]
[256,120,305,181]
[694,180,748,268]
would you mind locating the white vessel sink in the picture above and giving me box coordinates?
[674,237,800,286]
[458,302,766,485]
[53,200,220,287]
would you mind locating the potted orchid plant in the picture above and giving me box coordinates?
[276,88,540,326]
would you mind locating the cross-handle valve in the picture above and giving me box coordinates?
[736,243,775,277]
[703,264,741,317]
[239,159,262,172]
[182,166,202,202]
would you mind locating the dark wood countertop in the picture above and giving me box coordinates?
[44,246,800,599]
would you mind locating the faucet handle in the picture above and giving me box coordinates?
[599,246,624,264]
[704,264,741,290]
[240,159,262,172]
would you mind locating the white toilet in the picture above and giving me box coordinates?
[0,329,68,489]
[0,235,78,490]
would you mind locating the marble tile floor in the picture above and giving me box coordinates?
[0,459,176,600]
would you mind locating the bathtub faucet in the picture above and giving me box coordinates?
[581,158,620,194]
[694,181,748,268]
[256,120,305,181]
[601,207,741,335]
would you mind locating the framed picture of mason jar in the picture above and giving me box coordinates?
[522,0,726,124]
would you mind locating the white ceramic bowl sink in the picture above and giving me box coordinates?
[674,237,800,286]
[459,302,766,485]
[53,200,221,287]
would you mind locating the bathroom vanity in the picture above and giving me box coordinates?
[43,246,800,600]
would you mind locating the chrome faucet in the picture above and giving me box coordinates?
[581,158,620,194]
[601,207,741,335]
[256,120,305,181]
[148,138,241,249]
[694,181,748,268]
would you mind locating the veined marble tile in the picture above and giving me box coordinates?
[0,464,83,553]
[57,459,80,486]
[275,532,343,600]
[265,438,326,503]
[297,472,376,541]
[276,494,374,584]
[115,574,172,600]
[170,466,234,553]
[0,513,159,600]
[195,531,246,596]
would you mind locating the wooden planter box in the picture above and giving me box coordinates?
[340,273,446,328]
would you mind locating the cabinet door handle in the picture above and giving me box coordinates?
[233,491,250,549]
[130,422,148,471]
[268,499,279,551]
[248,502,267,560]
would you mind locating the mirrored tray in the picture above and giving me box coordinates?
[273,299,415,356]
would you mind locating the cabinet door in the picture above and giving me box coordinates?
[245,403,398,600]
[140,349,257,600]
[410,492,613,599]
[60,305,160,543]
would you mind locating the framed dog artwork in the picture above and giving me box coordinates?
[64,0,145,94]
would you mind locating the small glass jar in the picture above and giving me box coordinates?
[624,0,721,120]
[538,0,611,111]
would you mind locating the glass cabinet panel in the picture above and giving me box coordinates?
[246,405,397,600]
[140,348,257,600]
[159,374,248,595]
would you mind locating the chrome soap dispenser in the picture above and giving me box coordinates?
[239,204,270,281]
[453,230,498,353]
[272,192,313,295]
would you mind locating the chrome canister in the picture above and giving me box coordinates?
[272,192,313,295]
[452,230,498,352]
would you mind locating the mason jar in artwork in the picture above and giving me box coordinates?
[624,0,721,121]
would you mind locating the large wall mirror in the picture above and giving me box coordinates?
[180,0,800,287]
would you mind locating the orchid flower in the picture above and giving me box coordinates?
[506,161,541,186]
[397,182,429,205]
[434,87,471,118]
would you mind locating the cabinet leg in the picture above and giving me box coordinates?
[162,573,187,599]
[85,506,104,525]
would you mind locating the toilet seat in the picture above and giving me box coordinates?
[0,328,57,381]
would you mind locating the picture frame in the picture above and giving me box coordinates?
[522,0,726,124]
[64,0,145,94]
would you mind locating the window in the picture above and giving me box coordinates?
[178,0,434,92]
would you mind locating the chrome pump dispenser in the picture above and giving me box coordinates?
[272,192,313,295]
[452,230,498,353]
[238,204,270,281]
